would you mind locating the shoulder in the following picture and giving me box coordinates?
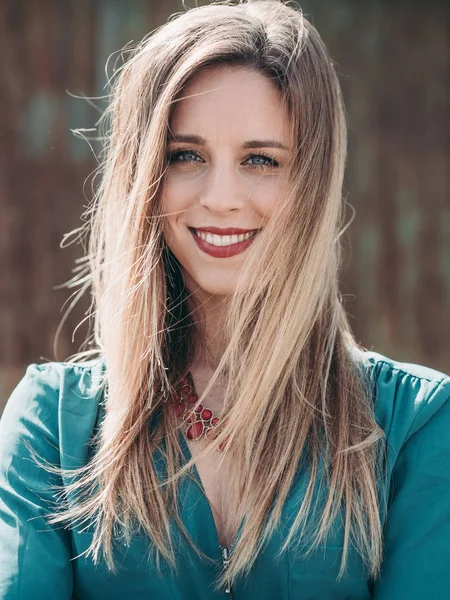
[0,357,106,470]
[355,348,450,463]
[1,357,106,421]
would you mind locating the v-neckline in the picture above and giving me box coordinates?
[178,429,238,552]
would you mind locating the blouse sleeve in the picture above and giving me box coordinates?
[0,363,73,599]
[372,375,450,599]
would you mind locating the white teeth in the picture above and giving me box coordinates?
[194,230,257,246]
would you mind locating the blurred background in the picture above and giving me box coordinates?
[1,0,449,412]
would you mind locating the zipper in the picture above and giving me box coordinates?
[219,543,234,597]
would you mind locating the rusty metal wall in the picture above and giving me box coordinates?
[1,0,449,407]
[310,0,450,369]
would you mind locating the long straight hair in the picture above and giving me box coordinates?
[46,0,386,591]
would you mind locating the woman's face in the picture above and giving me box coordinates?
[162,65,292,297]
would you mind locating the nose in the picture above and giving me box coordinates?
[198,165,247,214]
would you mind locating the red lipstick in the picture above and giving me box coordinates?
[194,226,257,235]
[189,227,259,259]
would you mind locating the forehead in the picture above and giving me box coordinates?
[169,65,291,143]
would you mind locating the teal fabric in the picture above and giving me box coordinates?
[1,350,450,599]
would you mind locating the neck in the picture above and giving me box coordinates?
[187,287,229,371]
[185,287,230,414]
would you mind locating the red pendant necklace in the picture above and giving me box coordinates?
[171,371,229,451]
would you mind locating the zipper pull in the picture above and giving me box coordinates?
[220,545,233,595]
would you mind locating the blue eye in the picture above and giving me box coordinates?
[166,148,280,169]
[245,153,279,169]
[167,149,203,164]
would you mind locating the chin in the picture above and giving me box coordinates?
[198,280,237,297]
[189,272,240,298]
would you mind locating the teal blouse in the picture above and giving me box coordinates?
[1,350,450,599]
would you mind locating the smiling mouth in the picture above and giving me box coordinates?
[188,227,261,259]
[189,228,259,247]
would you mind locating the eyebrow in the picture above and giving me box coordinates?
[166,133,289,151]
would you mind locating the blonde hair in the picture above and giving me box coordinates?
[47,0,386,591]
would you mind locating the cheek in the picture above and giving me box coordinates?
[161,178,182,213]
[162,174,200,218]
[251,181,284,221]
[161,181,190,236]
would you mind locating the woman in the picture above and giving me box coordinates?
[1,1,449,598]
